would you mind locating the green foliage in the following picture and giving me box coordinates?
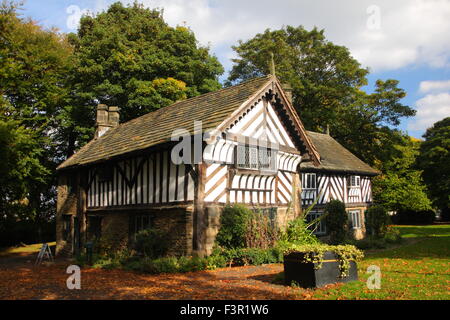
[0,120,49,212]
[65,1,224,151]
[417,117,450,217]
[373,136,432,212]
[227,25,415,166]
[0,2,72,227]
[324,200,348,244]
[383,226,402,244]
[125,255,221,274]
[282,243,364,277]
[216,204,251,249]
[281,217,319,245]
[365,205,391,237]
[134,228,170,259]
[245,210,280,249]
[211,246,284,267]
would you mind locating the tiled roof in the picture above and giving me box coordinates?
[58,76,274,170]
[300,131,380,176]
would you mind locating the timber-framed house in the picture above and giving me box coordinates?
[56,75,378,256]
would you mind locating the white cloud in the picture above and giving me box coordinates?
[72,0,450,72]
[409,93,450,131]
[419,80,450,94]
[126,0,450,73]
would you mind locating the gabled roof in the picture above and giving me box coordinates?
[300,131,380,176]
[58,75,319,170]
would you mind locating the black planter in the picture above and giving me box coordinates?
[283,251,358,288]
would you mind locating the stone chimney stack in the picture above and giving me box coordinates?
[95,104,120,138]
[282,83,293,105]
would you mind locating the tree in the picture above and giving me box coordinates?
[227,26,415,165]
[417,117,450,219]
[0,2,72,227]
[372,136,432,213]
[63,1,224,156]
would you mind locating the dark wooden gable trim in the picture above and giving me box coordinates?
[214,76,320,164]
[271,78,320,165]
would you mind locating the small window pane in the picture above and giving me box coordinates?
[249,147,258,169]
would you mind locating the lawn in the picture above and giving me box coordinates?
[0,242,56,257]
[308,225,450,299]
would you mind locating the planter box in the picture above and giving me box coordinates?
[283,251,358,288]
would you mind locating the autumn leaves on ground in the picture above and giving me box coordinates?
[0,225,449,300]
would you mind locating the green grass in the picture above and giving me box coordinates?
[0,242,56,257]
[309,225,450,300]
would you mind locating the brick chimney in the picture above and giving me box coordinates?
[282,83,293,105]
[95,104,120,138]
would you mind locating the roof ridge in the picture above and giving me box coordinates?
[106,74,273,131]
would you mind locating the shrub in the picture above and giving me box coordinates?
[216,204,251,249]
[384,226,402,244]
[210,246,284,267]
[324,200,348,244]
[126,255,216,274]
[245,210,280,249]
[141,256,179,274]
[205,253,227,270]
[366,205,391,237]
[134,228,170,259]
[281,217,319,245]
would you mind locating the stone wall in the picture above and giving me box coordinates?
[56,173,78,256]
[346,205,368,240]
[87,205,194,256]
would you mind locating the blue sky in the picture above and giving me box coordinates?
[21,0,450,139]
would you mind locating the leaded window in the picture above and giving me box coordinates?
[349,175,361,187]
[236,145,277,171]
[302,173,317,190]
[349,210,362,229]
[306,211,326,235]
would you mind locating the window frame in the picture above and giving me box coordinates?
[302,173,317,190]
[349,210,362,229]
[306,211,327,235]
[349,175,361,188]
[235,144,278,172]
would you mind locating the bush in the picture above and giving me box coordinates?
[324,200,348,244]
[281,217,319,245]
[383,226,402,244]
[366,205,391,237]
[216,204,251,249]
[210,246,284,267]
[134,228,170,259]
[205,253,227,270]
[245,210,280,249]
[125,255,217,274]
